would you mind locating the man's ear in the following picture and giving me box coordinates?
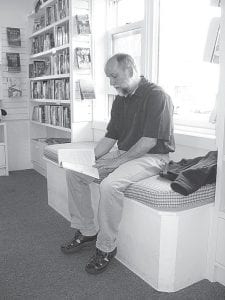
[128,67,133,77]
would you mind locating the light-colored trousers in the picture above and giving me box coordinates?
[66,150,169,252]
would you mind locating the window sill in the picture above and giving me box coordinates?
[92,120,217,150]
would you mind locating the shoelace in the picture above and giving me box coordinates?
[68,230,82,246]
[91,249,109,265]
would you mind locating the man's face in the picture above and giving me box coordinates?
[105,60,132,96]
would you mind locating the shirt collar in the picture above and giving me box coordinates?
[127,76,148,98]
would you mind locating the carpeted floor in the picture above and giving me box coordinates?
[0,170,225,300]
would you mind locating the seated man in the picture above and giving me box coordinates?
[61,53,175,274]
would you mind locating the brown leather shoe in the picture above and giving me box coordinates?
[61,230,97,254]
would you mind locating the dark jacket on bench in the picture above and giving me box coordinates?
[160,151,217,196]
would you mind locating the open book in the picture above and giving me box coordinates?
[58,147,99,179]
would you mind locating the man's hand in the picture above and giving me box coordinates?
[94,157,121,173]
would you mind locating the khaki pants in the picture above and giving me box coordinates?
[66,150,169,252]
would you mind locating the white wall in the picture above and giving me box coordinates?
[0,0,33,171]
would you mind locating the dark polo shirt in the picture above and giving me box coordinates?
[105,76,175,154]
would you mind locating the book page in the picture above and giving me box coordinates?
[58,148,99,179]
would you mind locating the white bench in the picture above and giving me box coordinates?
[45,145,215,292]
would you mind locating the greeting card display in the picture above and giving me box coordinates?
[6,53,21,72]
[7,27,21,47]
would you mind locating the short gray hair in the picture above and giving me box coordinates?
[106,53,138,74]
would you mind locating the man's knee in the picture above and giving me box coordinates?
[99,176,123,193]
[66,170,92,184]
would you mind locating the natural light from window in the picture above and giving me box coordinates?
[158,0,221,130]
[113,29,142,73]
[117,0,144,26]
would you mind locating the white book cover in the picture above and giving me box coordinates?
[57,148,99,179]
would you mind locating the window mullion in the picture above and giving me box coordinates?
[143,0,160,82]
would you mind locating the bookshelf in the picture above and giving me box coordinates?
[28,0,94,176]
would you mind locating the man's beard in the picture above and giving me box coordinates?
[115,87,130,97]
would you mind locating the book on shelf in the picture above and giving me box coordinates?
[31,80,54,99]
[29,58,51,78]
[30,78,69,100]
[55,78,70,100]
[57,0,69,20]
[7,77,22,98]
[56,48,70,74]
[79,79,95,100]
[33,137,71,145]
[6,53,21,72]
[32,104,70,128]
[56,22,69,46]
[7,27,21,47]
[46,5,57,26]
[33,15,46,32]
[75,14,91,35]
[31,32,54,54]
[58,147,99,179]
[74,47,91,69]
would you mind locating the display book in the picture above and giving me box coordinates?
[73,13,95,100]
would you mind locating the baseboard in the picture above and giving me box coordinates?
[48,201,71,222]
[32,162,46,177]
[215,263,225,286]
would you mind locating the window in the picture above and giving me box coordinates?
[111,26,142,73]
[106,0,144,115]
[158,0,221,132]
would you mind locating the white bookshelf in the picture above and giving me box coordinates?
[30,16,70,38]
[28,0,94,175]
[30,73,70,81]
[31,120,71,132]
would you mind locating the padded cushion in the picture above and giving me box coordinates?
[44,143,215,211]
[124,175,215,211]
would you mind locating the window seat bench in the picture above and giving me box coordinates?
[44,143,215,292]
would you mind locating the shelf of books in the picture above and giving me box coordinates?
[28,0,95,175]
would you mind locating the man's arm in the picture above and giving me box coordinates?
[94,137,117,160]
[116,136,157,164]
[95,137,157,172]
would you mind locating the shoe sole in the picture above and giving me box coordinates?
[85,264,109,274]
[61,239,96,254]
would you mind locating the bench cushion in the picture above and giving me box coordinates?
[124,175,215,211]
[43,143,215,211]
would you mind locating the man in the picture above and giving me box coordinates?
[61,53,175,274]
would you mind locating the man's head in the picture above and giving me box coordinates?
[104,53,139,97]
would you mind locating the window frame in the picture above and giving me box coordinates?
[105,0,216,136]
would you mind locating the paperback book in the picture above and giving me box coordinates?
[79,79,95,100]
[75,47,91,69]
[7,27,21,47]
[6,53,21,72]
[75,14,91,35]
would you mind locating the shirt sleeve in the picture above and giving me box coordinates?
[105,98,119,140]
[143,91,174,141]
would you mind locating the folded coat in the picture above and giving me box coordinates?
[160,151,217,196]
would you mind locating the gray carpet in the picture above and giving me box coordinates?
[0,170,225,300]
